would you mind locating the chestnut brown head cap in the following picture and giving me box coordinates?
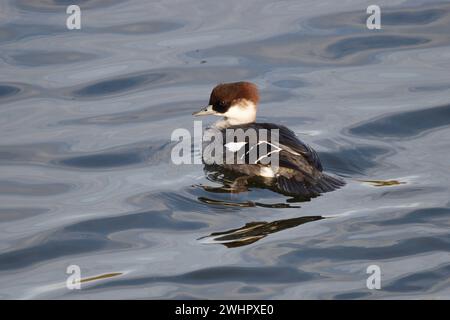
[209,82,259,114]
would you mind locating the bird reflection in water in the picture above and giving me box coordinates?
[196,167,325,247]
[197,167,323,204]
[198,216,324,248]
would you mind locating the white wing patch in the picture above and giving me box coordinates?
[240,141,282,164]
[224,140,284,165]
[224,141,247,152]
[259,166,275,177]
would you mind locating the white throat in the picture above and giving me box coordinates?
[213,100,257,128]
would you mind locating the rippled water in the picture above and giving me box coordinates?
[1,0,450,299]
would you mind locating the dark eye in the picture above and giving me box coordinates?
[212,100,227,113]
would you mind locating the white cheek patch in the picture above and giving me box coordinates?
[223,101,256,125]
[223,105,243,119]
[224,141,247,152]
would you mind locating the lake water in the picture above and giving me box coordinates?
[1,0,450,299]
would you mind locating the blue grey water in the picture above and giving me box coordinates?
[0,0,450,299]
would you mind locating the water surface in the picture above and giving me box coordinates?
[1,0,450,299]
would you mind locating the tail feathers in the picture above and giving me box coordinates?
[277,177,311,196]
[276,173,345,198]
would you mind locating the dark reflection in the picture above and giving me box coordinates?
[280,234,450,263]
[0,23,61,44]
[348,103,450,139]
[383,264,450,293]
[85,266,319,291]
[57,141,171,170]
[109,21,182,34]
[191,3,449,70]
[191,24,437,68]
[372,207,450,227]
[0,232,122,271]
[371,9,444,25]
[409,84,450,92]
[66,65,258,99]
[0,181,72,196]
[318,145,390,175]
[57,141,172,169]
[197,197,299,208]
[334,292,371,299]
[0,20,181,45]
[343,5,448,26]
[0,140,172,170]
[72,73,166,98]
[200,167,338,203]
[0,208,207,271]
[0,207,49,223]
[0,85,20,98]
[62,89,294,127]
[127,190,220,214]
[60,101,199,126]
[0,142,69,163]
[199,216,324,248]
[375,186,445,201]
[0,188,216,272]
[8,51,96,67]
[309,3,449,33]
[0,82,37,103]
[60,152,143,169]
[67,65,259,100]
[325,35,429,59]
[65,209,207,234]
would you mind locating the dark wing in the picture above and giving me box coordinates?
[244,123,323,172]
[275,124,323,172]
[217,123,344,197]
[263,123,345,196]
